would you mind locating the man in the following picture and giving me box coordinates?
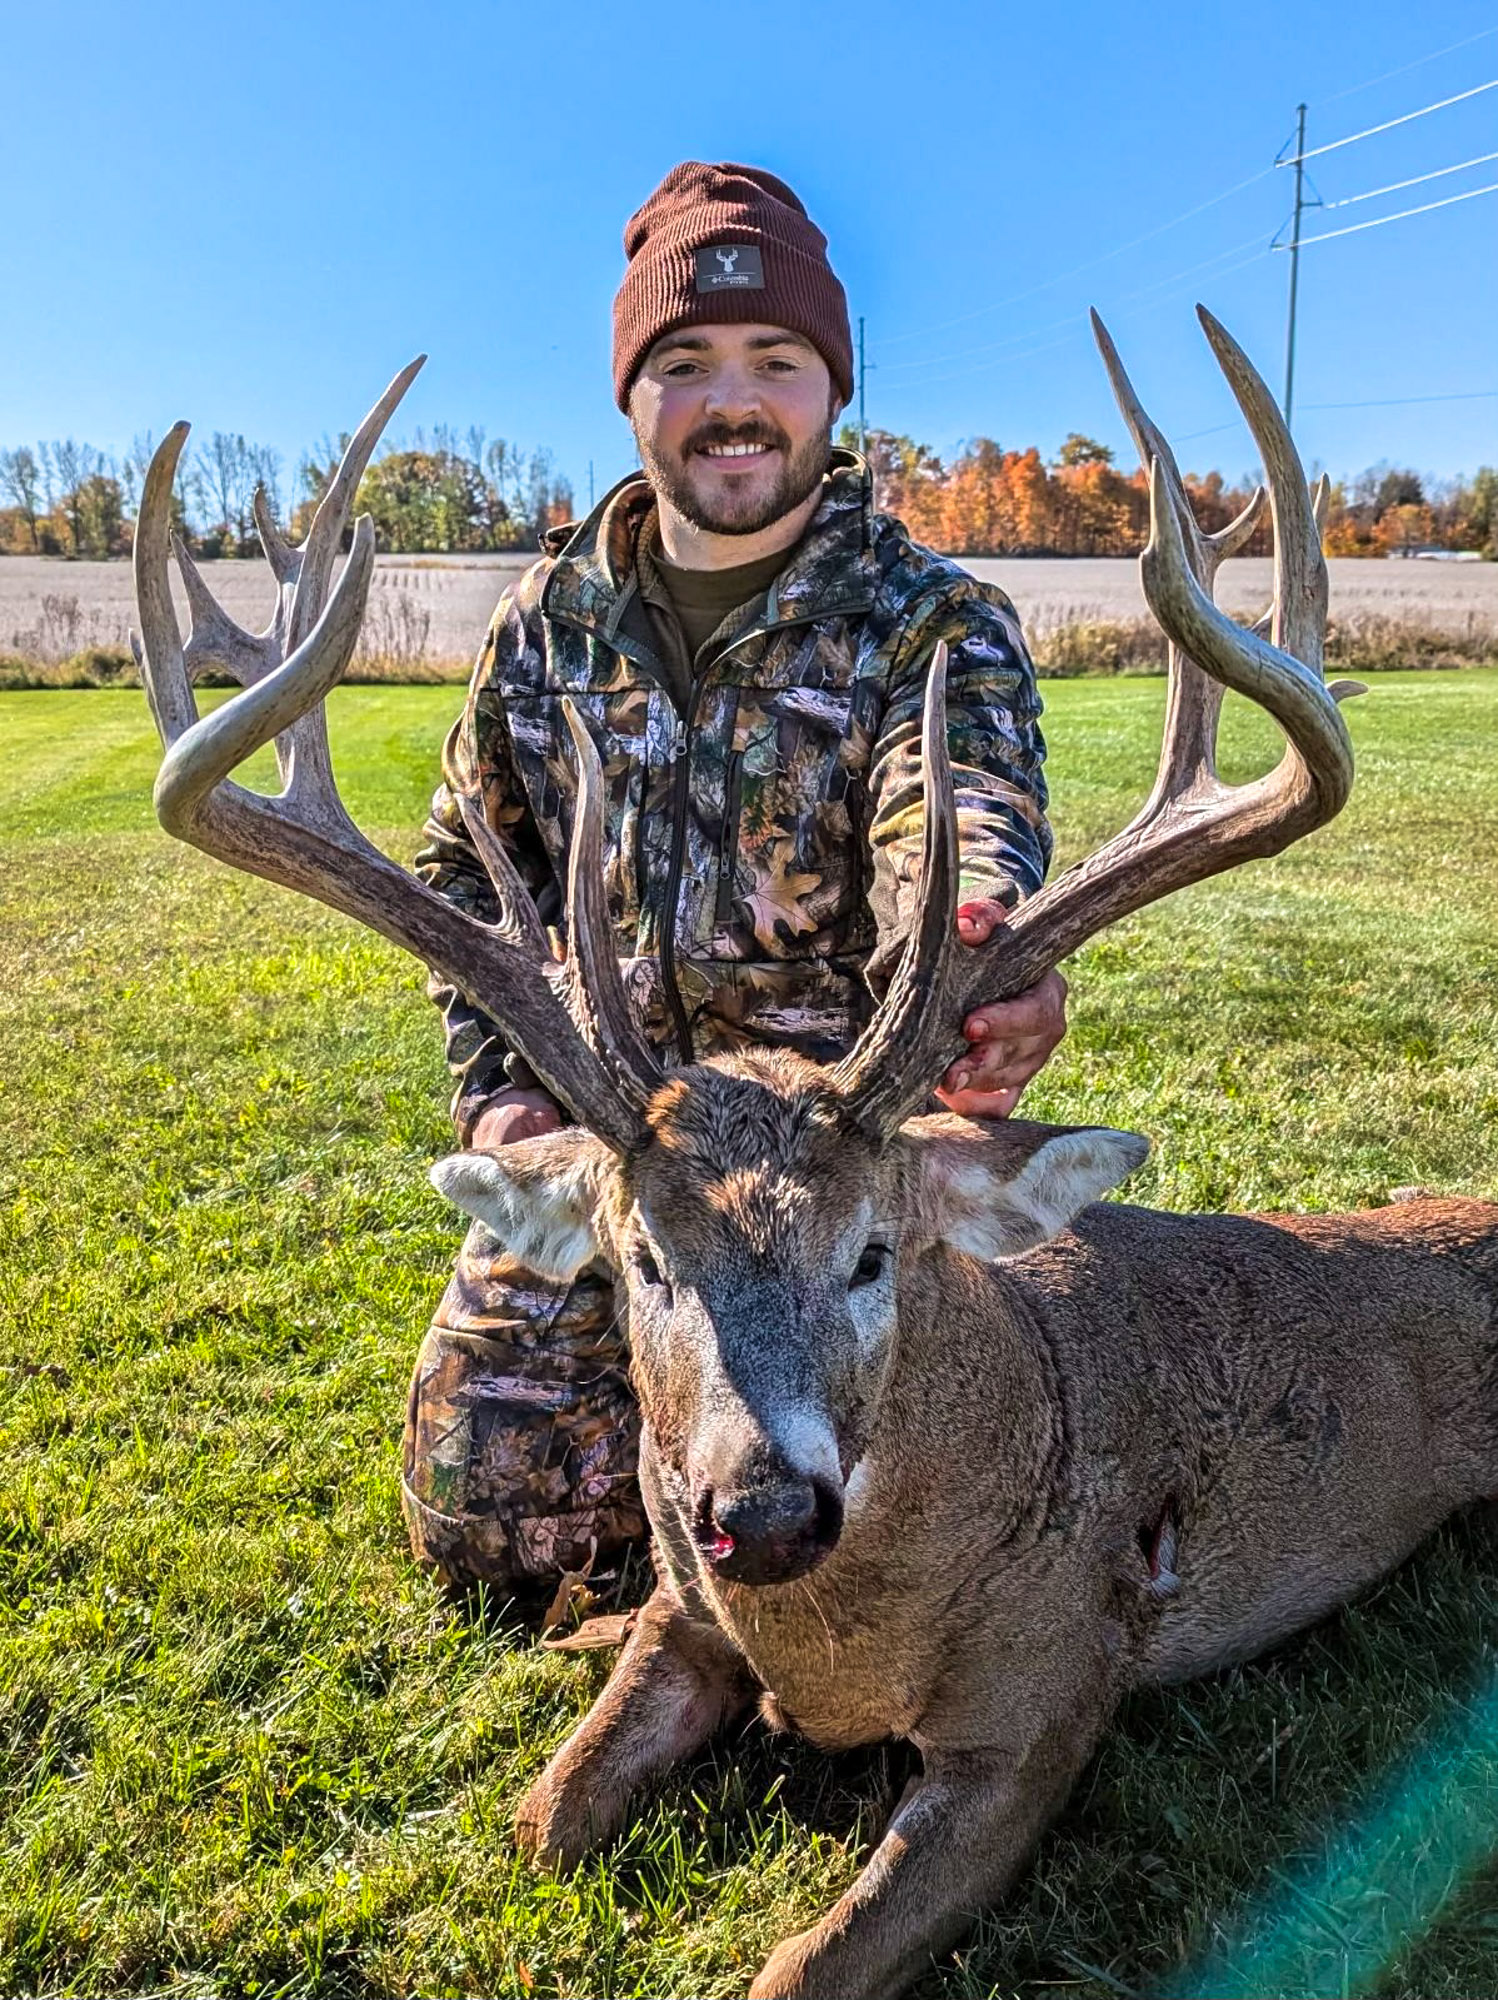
[406,161,1066,1594]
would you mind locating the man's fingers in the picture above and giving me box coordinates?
[944,1037,1052,1096]
[963,970,1068,1043]
[942,957,1068,1113]
[955,898,1009,946]
[964,988,1056,1040]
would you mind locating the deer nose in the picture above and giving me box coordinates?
[716,1479,816,1544]
[695,1475,844,1586]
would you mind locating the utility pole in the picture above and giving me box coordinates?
[1284,101,1307,429]
[588,460,595,510]
[857,315,867,459]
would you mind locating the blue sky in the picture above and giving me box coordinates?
[6,0,1496,507]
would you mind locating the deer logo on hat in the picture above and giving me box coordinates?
[714,247,740,276]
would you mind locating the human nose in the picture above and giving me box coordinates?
[703,362,762,423]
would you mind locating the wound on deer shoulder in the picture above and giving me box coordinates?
[1138,1499,1181,1599]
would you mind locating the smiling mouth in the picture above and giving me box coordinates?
[697,442,778,463]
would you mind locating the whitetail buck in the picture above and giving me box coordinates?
[133,312,1498,2000]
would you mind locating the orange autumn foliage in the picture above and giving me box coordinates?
[843,425,1498,562]
[849,427,1271,558]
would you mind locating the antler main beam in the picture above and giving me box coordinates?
[132,366,660,1156]
[833,306,1363,1137]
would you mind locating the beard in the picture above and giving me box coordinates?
[635,416,832,536]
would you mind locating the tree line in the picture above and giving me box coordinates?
[843,425,1498,560]
[0,428,574,560]
[2,420,1494,561]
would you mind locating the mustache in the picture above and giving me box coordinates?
[682,421,790,456]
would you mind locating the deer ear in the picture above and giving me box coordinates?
[430,1128,613,1280]
[910,1117,1150,1261]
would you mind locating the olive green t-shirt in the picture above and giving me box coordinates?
[637,523,797,709]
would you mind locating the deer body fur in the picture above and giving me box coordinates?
[658,1194,1498,1743]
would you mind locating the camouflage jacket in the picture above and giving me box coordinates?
[417,450,1052,1136]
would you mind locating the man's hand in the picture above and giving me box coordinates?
[935,899,1067,1118]
[467,1086,565,1150]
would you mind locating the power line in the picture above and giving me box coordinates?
[891,321,1093,393]
[1076,236,1272,323]
[889,246,1272,396]
[856,316,868,458]
[1278,77,1498,166]
[877,162,1274,348]
[1318,24,1498,107]
[1171,388,1498,446]
[869,46,1497,430]
[1280,178,1498,247]
[1303,389,1498,410]
[878,231,1268,385]
[880,35,1498,355]
[1325,150,1498,208]
[875,306,1083,378]
[1173,419,1252,444]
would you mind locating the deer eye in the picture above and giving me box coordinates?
[851,1243,889,1289]
[633,1246,665,1290]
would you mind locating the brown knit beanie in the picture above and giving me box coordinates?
[612,161,853,411]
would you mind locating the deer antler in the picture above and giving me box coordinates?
[132,364,662,1155]
[832,306,1363,1138]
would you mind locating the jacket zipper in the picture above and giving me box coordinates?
[657,699,700,1062]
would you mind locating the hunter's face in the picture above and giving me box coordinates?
[629,323,838,536]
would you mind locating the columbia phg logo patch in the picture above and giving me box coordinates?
[695,243,764,292]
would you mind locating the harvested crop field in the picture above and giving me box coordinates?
[3,551,1496,672]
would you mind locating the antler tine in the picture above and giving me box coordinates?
[1216,482,1269,562]
[1312,472,1331,540]
[985,444,1353,984]
[1141,449,1355,802]
[982,442,1354,993]
[136,360,425,823]
[154,522,647,1150]
[1197,307,1325,669]
[830,646,961,1134]
[1251,473,1330,637]
[293,356,426,648]
[1091,309,1204,579]
[132,421,197,747]
[1093,308,1227,815]
[454,707,667,1116]
[1094,305,1271,584]
[253,482,298,586]
[830,315,1360,1139]
[456,792,554,958]
[559,701,666,1113]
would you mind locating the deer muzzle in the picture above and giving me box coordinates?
[693,1468,845,1586]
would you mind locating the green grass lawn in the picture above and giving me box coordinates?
[3,674,1497,2000]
